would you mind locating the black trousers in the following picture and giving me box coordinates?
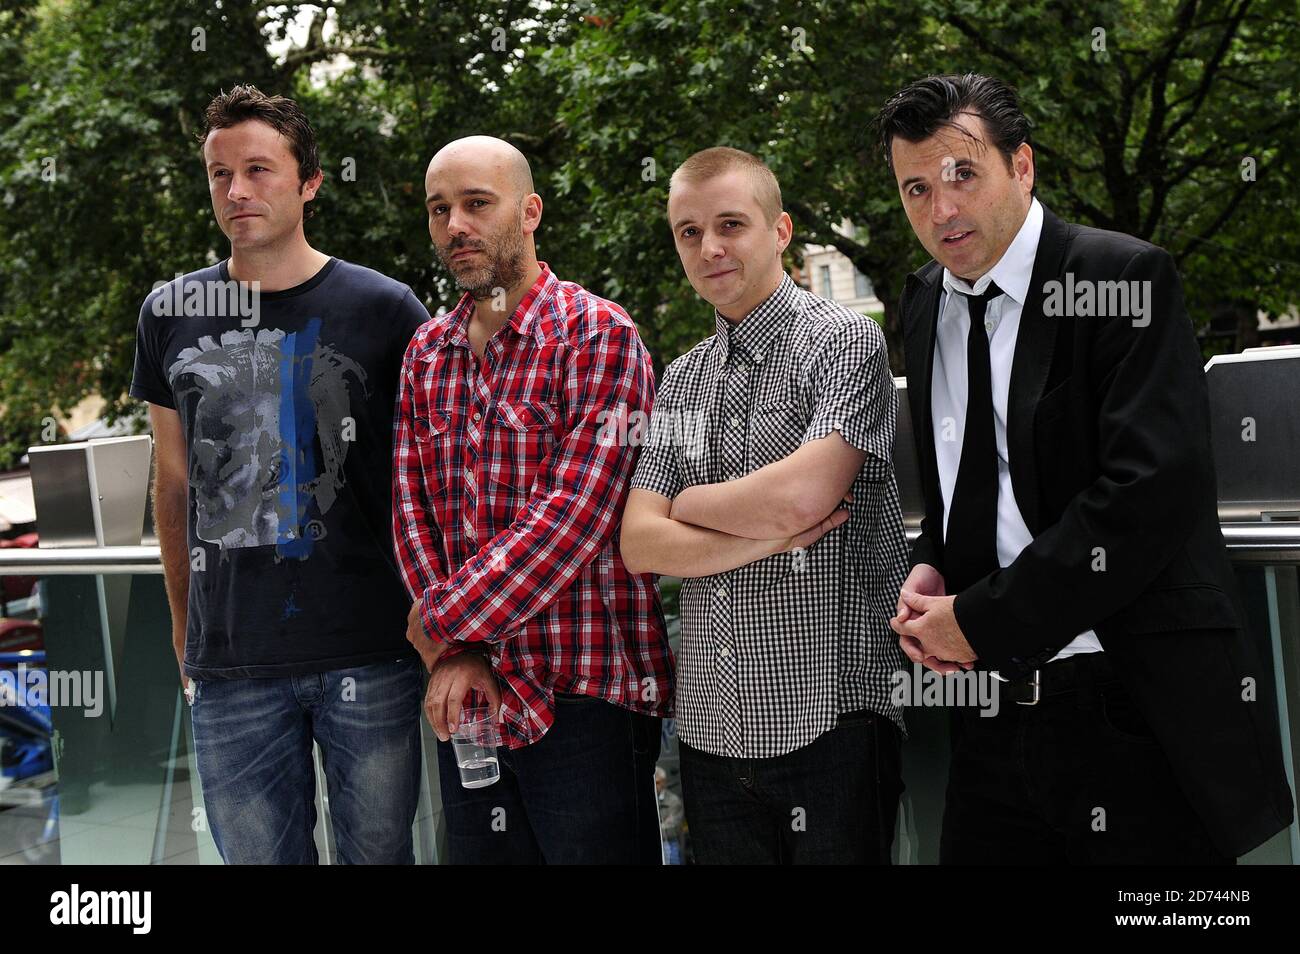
[940,653,1234,865]
[679,710,903,864]
[436,694,662,864]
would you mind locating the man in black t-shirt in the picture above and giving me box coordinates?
[131,86,429,864]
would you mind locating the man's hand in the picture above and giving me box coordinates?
[892,589,977,673]
[407,599,448,672]
[890,564,968,673]
[424,654,503,742]
[781,496,853,551]
[894,562,946,620]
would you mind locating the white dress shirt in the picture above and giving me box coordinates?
[930,198,1102,663]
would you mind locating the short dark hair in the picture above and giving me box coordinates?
[874,73,1033,175]
[199,85,322,219]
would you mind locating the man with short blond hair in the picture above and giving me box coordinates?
[621,146,909,864]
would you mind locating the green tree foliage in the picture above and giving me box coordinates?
[1,0,1295,468]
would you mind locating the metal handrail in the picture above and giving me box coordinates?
[1220,523,1300,563]
[0,546,164,575]
[0,522,1298,573]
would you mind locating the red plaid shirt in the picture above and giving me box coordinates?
[393,263,674,748]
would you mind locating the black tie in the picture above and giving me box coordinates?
[942,282,1004,594]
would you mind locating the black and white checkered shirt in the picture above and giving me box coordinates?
[631,273,909,758]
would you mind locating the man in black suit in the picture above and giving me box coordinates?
[876,73,1293,863]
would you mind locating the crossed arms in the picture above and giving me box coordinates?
[620,430,864,577]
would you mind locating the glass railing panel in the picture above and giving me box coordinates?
[0,566,447,865]
[3,530,1296,865]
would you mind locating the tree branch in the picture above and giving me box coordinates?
[1171,155,1272,267]
[1162,0,1253,143]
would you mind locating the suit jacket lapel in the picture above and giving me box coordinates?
[1006,205,1069,536]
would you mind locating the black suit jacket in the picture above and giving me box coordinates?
[899,203,1293,857]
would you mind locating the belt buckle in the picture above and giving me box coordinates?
[1015,669,1041,706]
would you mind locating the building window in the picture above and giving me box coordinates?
[819,265,833,301]
[854,268,874,300]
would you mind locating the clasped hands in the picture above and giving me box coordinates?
[889,563,977,674]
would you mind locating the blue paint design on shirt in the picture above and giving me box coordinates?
[277,317,323,560]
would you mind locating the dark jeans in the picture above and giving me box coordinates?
[678,710,903,864]
[941,656,1235,865]
[190,656,424,864]
[435,693,662,864]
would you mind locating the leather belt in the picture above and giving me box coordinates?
[1000,651,1114,706]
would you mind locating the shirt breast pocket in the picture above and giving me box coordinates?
[750,393,805,469]
[412,410,452,499]
[488,400,559,498]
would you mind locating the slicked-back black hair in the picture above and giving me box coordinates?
[874,73,1033,174]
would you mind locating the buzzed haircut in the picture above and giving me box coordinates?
[669,147,783,226]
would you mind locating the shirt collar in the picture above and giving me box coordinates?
[712,272,800,363]
[435,261,557,349]
[941,197,1043,306]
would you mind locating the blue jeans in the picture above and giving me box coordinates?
[678,709,903,864]
[190,656,423,864]
[435,693,662,864]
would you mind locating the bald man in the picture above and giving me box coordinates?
[392,136,674,864]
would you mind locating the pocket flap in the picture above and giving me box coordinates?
[495,401,558,431]
[413,410,451,441]
[1117,584,1240,634]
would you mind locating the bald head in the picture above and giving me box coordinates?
[426,135,534,203]
[424,135,543,301]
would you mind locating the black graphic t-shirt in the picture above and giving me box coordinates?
[130,257,431,679]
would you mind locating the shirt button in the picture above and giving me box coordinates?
[985,320,995,333]
[728,416,739,426]
[720,647,731,657]
[472,412,481,422]
[715,585,727,598]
